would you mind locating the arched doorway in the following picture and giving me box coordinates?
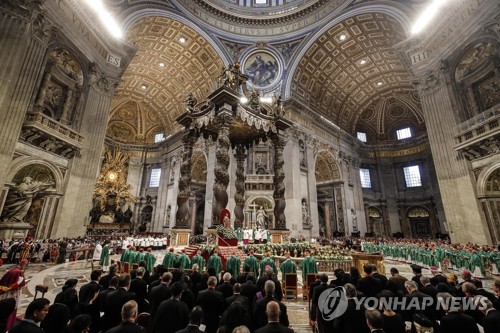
[367,206,386,237]
[477,166,500,243]
[244,197,274,229]
[407,206,431,237]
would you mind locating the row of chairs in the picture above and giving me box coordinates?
[282,273,317,299]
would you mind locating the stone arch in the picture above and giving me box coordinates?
[450,37,500,120]
[477,161,500,198]
[314,150,341,183]
[406,206,431,237]
[244,195,274,229]
[6,157,64,193]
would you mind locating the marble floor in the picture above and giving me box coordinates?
[1,251,496,333]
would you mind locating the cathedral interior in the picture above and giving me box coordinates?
[0,0,499,245]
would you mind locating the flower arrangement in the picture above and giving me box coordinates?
[216,224,237,240]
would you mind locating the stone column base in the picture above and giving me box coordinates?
[0,222,32,241]
[270,229,290,243]
[171,228,191,247]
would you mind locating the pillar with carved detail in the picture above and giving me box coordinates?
[212,111,232,225]
[272,133,287,229]
[175,129,198,228]
[233,144,246,228]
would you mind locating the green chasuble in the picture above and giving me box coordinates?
[135,252,145,264]
[120,249,129,263]
[162,251,177,269]
[301,256,318,282]
[207,253,223,276]
[226,255,241,281]
[144,252,156,273]
[191,254,205,271]
[280,259,297,280]
[237,228,243,243]
[99,244,110,267]
[128,250,136,265]
[244,254,259,279]
[178,253,192,270]
[260,257,278,276]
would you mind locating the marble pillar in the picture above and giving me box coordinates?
[204,142,216,230]
[233,145,246,228]
[0,3,52,186]
[415,71,491,244]
[53,66,118,238]
[272,133,287,230]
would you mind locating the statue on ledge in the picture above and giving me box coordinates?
[1,177,55,223]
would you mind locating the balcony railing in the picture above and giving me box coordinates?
[455,105,500,147]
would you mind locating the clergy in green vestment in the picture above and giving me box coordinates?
[162,248,177,269]
[99,242,110,272]
[244,250,259,279]
[301,250,318,282]
[120,245,130,263]
[128,247,136,265]
[280,252,297,281]
[226,255,241,281]
[191,250,205,271]
[178,250,192,270]
[135,248,145,264]
[143,248,156,273]
[237,228,243,245]
[260,252,277,276]
[207,250,223,277]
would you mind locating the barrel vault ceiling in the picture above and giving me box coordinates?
[108,9,425,144]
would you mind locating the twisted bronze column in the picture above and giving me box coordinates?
[175,129,198,228]
[272,133,287,229]
[212,111,232,225]
[234,144,247,228]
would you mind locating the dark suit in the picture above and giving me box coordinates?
[253,295,289,330]
[333,298,370,333]
[255,322,293,333]
[308,280,321,300]
[372,272,388,288]
[79,280,102,303]
[149,283,171,317]
[356,275,383,298]
[102,288,136,332]
[226,293,249,310]
[99,272,116,290]
[106,321,146,333]
[174,324,205,333]
[482,309,500,333]
[420,284,438,299]
[403,290,433,322]
[216,282,234,300]
[438,311,480,333]
[310,283,333,333]
[257,276,283,302]
[241,281,259,309]
[152,298,189,333]
[430,274,447,286]
[9,320,44,333]
[97,287,117,312]
[129,278,148,313]
[196,288,225,333]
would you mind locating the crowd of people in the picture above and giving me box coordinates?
[1,234,500,333]
[308,263,500,333]
[1,248,317,333]
[362,238,500,278]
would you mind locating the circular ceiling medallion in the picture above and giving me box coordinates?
[242,51,281,89]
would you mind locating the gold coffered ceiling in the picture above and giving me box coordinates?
[109,16,225,143]
[291,13,424,140]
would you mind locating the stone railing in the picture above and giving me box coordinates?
[455,105,500,147]
[246,174,274,182]
[24,112,84,145]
